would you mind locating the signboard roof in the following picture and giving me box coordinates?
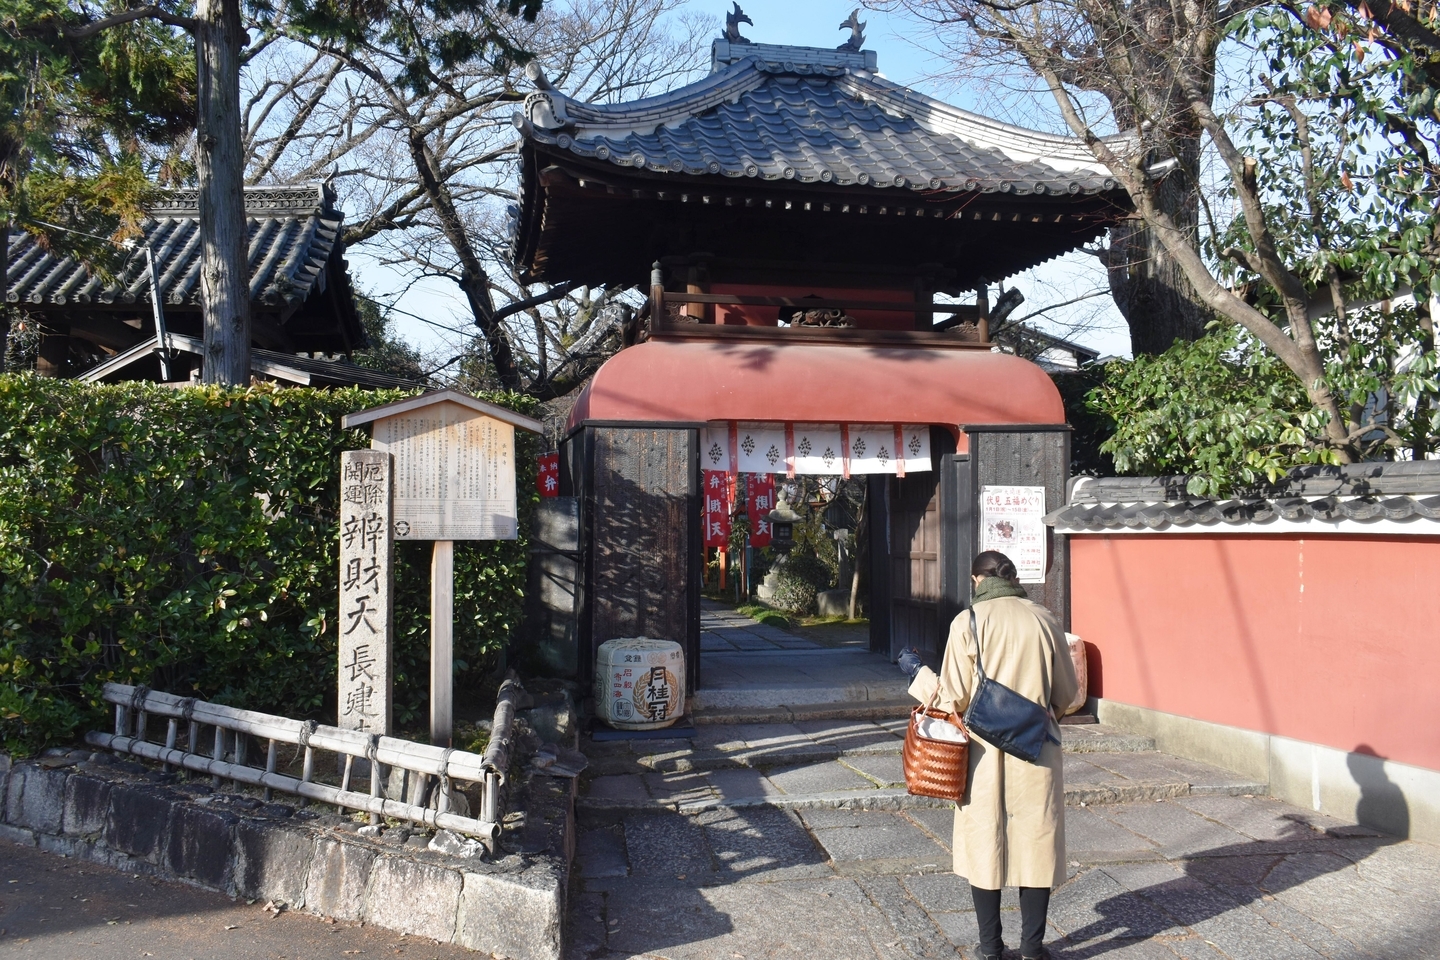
[342,389,544,435]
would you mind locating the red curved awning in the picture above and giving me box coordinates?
[568,339,1065,436]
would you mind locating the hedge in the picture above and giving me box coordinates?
[0,375,539,755]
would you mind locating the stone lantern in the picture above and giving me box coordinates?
[768,496,803,551]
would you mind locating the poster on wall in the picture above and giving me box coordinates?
[979,485,1047,583]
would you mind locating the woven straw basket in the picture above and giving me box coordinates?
[902,703,970,802]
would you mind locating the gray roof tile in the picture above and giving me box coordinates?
[1045,463,1440,531]
[516,44,1128,197]
[7,185,344,311]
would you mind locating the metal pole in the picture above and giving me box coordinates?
[144,245,172,381]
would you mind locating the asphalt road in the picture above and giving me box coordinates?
[0,840,476,960]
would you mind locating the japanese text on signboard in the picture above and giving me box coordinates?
[979,485,1047,583]
[338,450,393,734]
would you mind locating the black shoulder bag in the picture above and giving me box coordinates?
[962,606,1059,763]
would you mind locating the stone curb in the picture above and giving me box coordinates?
[689,682,913,712]
[585,729,1161,778]
[577,777,1269,815]
[1059,731,1157,753]
[690,699,916,725]
[0,750,573,960]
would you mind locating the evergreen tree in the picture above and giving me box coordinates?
[12,0,542,384]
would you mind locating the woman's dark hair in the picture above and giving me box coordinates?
[972,550,1019,582]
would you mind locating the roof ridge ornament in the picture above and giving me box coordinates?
[525,61,555,91]
[725,3,753,44]
[838,9,866,51]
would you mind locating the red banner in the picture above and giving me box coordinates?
[537,452,560,497]
[703,469,732,547]
[746,473,776,547]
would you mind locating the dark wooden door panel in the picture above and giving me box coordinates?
[889,472,943,661]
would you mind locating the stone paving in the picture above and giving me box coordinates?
[699,601,821,652]
[576,605,1440,958]
[566,789,1440,960]
[694,602,909,712]
[580,721,1265,812]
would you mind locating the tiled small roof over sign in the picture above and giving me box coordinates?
[515,42,1129,199]
[1046,463,1440,533]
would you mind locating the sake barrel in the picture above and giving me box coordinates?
[595,637,686,730]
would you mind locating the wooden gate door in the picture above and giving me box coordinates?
[888,471,942,662]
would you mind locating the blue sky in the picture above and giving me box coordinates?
[358,0,1131,363]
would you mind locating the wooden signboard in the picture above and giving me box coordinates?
[371,402,518,541]
[343,391,543,745]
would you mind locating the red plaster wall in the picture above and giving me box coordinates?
[1071,534,1440,772]
[708,283,918,330]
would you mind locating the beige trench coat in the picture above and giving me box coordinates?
[908,595,1079,889]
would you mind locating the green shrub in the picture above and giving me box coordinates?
[769,549,832,615]
[0,375,538,755]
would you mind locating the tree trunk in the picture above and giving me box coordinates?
[1106,153,1213,355]
[195,0,251,386]
[1,218,10,366]
[1097,0,1217,355]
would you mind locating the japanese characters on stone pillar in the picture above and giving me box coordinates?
[338,449,394,735]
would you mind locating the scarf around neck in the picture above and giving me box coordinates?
[972,576,1027,604]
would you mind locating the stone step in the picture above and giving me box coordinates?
[689,698,914,725]
[578,749,1265,815]
[583,720,1155,777]
[688,678,914,712]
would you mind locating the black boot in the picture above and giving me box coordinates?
[970,945,1003,960]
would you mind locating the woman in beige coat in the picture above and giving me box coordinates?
[901,550,1078,960]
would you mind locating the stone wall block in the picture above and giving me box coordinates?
[63,774,112,836]
[105,784,178,863]
[5,763,69,833]
[365,855,463,943]
[233,819,316,906]
[304,836,375,921]
[456,865,564,960]
[0,823,37,846]
[166,803,239,889]
[38,833,90,860]
[0,752,12,805]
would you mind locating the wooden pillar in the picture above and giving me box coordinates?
[36,322,69,377]
[431,539,454,747]
[976,281,990,343]
[685,263,712,323]
[650,262,665,330]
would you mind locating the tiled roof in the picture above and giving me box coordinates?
[1045,464,1440,531]
[6,185,344,312]
[515,42,1130,198]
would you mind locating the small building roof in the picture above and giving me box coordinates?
[517,43,1127,198]
[343,389,544,434]
[513,38,1133,289]
[566,338,1065,436]
[7,184,364,356]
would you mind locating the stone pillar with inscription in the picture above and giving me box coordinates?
[338,450,394,736]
